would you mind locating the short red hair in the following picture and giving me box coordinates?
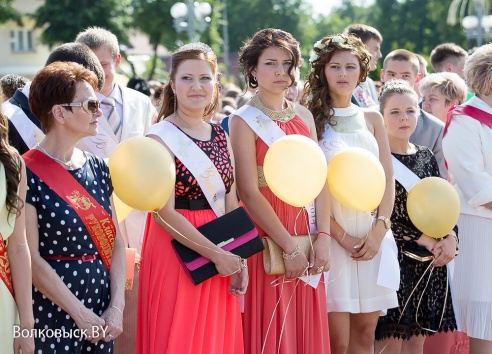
[29,61,98,133]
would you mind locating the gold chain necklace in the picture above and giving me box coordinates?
[249,94,296,122]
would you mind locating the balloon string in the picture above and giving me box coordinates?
[377,261,434,354]
[261,207,316,353]
[415,263,448,333]
[293,206,315,264]
[151,211,244,271]
[261,265,310,354]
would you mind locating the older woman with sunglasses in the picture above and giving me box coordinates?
[24,61,126,353]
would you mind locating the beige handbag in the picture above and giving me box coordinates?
[262,235,330,275]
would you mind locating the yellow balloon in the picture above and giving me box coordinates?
[407,177,460,238]
[263,135,327,207]
[327,147,385,211]
[113,193,133,222]
[108,137,175,211]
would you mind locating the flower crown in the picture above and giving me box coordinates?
[309,35,365,68]
[309,35,346,66]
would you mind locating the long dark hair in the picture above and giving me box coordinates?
[303,34,370,140]
[158,43,219,122]
[0,110,22,218]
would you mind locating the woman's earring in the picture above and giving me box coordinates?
[253,75,257,82]
[174,94,177,117]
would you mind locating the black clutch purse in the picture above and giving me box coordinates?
[171,206,264,285]
[402,244,459,263]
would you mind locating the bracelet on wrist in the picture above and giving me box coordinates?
[110,305,123,316]
[448,233,459,245]
[339,231,347,244]
[317,231,331,238]
[239,257,248,269]
[283,243,300,260]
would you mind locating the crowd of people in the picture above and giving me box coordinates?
[0,22,490,354]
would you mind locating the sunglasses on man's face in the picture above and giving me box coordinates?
[59,99,101,114]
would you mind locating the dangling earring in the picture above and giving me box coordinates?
[173,93,177,118]
[253,75,257,83]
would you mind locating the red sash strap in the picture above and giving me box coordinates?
[445,104,492,137]
[23,150,115,271]
[0,233,14,297]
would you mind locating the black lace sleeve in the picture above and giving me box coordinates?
[391,146,441,245]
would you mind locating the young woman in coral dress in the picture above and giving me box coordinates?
[230,28,331,354]
[137,43,247,354]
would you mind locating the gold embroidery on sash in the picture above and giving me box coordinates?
[0,234,14,297]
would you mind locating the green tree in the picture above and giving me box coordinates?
[0,0,20,24]
[227,0,306,52]
[33,0,132,48]
[131,0,175,80]
[131,0,222,80]
[373,0,467,56]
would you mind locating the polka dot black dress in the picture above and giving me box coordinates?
[26,153,114,353]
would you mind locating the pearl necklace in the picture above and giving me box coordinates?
[36,143,76,170]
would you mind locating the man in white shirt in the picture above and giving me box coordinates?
[344,24,382,108]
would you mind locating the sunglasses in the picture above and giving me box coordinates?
[59,99,101,114]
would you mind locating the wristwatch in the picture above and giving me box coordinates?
[377,216,392,230]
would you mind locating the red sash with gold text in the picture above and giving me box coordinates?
[23,150,115,270]
[0,234,14,297]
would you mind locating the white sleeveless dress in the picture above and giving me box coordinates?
[321,105,399,314]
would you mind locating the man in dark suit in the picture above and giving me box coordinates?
[381,49,447,179]
[1,43,105,155]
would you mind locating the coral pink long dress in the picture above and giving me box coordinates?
[137,124,244,354]
[241,106,331,354]
[423,332,469,354]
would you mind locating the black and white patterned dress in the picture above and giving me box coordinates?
[375,146,458,340]
[27,153,114,353]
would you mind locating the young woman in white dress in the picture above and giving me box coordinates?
[303,34,399,354]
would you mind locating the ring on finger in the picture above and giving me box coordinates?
[108,334,114,340]
[316,265,324,274]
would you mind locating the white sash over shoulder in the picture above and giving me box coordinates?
[2,100,44,150]
[319,125,348,162]
[391,155,421,192]
[234,104,316,234]
[78,117,119,158]
[147,121,226,217]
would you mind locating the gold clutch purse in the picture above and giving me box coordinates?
[262,235,330,275]
[402,245,459,263]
